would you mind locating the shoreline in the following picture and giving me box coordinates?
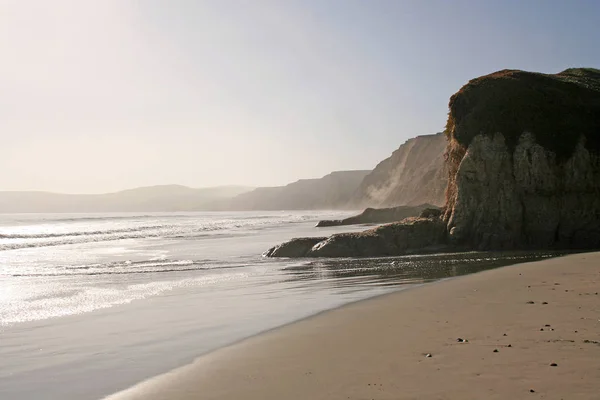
[105,252,600,400]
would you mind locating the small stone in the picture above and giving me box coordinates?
[550,363,558,367]
[493,349,499,353]
[542,302,548,305]
[545,324,551,327]
[425,353,432,358]
[507,344,512,347]
[530,389,535,393]
[503,333,507,336]
[526,301,535,304]
[457,338,468,343]
[540,328,544,331]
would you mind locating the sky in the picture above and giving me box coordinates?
[1,0,599,193]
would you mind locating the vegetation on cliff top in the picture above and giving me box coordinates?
[445,68,600,161]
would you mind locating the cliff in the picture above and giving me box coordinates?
[350,133,447,208]
[444,68,600,250]
[219,170,370,211]
[266,68,600,257]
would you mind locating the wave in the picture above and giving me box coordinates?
[7,214,190,223]
[0,212,330,252]
[0,225,166,239]
[4,258,247,277]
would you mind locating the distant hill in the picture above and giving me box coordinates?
[350,133,448,208]
[0,185,252,213]
[1,137,453,213]
[215,170,371,211]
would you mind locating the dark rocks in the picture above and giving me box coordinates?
[263,237,327,258]
[315,204,437,227]
[419,207,443,218]
[550,363,558,367]
[267,217,448,258]
[314,220,343,227]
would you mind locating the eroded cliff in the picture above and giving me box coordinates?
[444,68,600,250]
[351,133,447,208]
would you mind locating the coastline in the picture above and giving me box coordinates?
[105,252,600,400]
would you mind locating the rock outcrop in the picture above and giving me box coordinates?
[266,67,600,258]
[263,237,327,258]
[350,133,448,208]
[315,204,437,227]
[265,217,448,258]
[444,68,600,250]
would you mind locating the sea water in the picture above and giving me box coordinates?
[0,211,563,399]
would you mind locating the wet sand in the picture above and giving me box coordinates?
[106,252,600,400]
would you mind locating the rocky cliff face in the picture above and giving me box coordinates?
[265,68,600,258]
[351,133,447,208]
[444,68,600,250]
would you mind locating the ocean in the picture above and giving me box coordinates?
[0,211,563,399]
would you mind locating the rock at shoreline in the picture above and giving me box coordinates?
[263,237,327,258]
[266,217,447,258]
[315,204,437,228]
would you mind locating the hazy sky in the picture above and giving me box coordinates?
[1,0,599,193]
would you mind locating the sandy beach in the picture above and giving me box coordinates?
[106,252,600,400]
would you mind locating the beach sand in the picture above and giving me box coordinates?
[106,252,600,400]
